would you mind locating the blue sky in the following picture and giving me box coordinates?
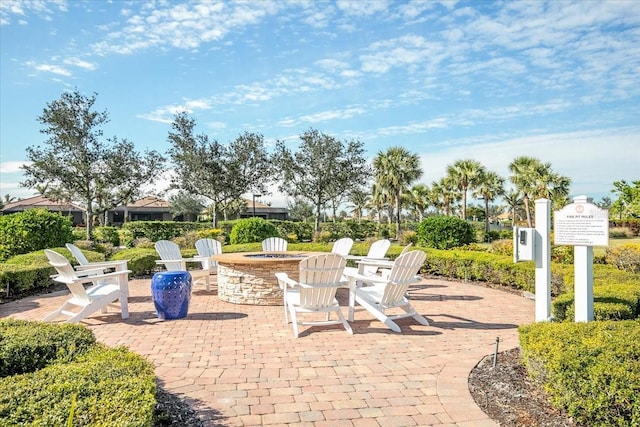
[1,0,638,209]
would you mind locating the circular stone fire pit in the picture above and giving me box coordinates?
[211,251,322,305]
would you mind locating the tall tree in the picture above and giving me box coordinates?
[274,128,370,232]
[502,190,524,225]
[472,170,505,233]
[611,180,640,219]
[408,183,432,221]
[431,176,460,216]
[167,114,274,226]
[509,156,571,227]
[21,90,165,239]
[347,187,370,223]
[167,112,227,226]
[373,146,423,238]
[446,158,485,220]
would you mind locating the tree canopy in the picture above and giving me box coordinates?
[274,128,370,232]
[21,90,165,239]
[167,112,274,226]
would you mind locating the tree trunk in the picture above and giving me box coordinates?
[395,193,401,239]
[484,199,490,234]
[85,207,93,240]
[524,196,533,228]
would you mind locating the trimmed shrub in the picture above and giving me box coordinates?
[519,320,640,427]
[0,209,74,261]
[489,239,513,257]
[93,226,120,246]
[606,244,640,273]
[417,216,476,249]
[0,319,96,377]
[0,344,156,426]
[229,217,279,244]
[122,221,205,241]
[110,248,158,276]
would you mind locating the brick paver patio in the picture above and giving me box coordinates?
[1,276,534,426]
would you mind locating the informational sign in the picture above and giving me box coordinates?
[554,199,609,247]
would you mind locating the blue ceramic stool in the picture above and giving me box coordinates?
[151,271,192,320]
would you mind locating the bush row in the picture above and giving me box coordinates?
[0,319,156,426]
[519,320,640,426]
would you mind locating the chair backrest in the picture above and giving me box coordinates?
[195,238,222,257]
[45,249,91,304]
[399,243,413,256]
[66,243,90,265]
[155,240,184,270]
[367,239,391,258]
[331,237,353,256]
[297,253,346,308]
[262,237,288,252]
[381,250,427,305]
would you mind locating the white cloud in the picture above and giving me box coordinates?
[25,61,71,76]
[63,57,96,70]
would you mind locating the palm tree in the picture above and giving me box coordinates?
[373,147,423,238]
[446,159,485,220]
[509,156,540,227]
[408,184,431,221]
[503,190,524,225]
[472,171,505,234]
[509,156,571,227]
[431,176,460,216]
[347,188,370,223]
[368,183,389,223]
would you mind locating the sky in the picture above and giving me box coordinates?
[1,0,639,210]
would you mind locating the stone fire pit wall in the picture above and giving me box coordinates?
[217,260,300,305]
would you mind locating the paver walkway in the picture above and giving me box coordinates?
[2,276,534,426]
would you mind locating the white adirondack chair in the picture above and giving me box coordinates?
[154,240,210,290]
[194,238,222,291]
[43,249,131,323]
[344,238,391,278]
[343,250,428,333]
[262,237,288,252]
[66,243,128,273]
[331,237,354,257]
[380,243,413,279]
[275,253,352,338]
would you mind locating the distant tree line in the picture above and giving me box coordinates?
[15,89,638,241]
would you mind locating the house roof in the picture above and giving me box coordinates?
[112,196,170,212]
[1,195,85,212]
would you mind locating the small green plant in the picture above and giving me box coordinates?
[417,216,476,249]
[229,217,279,244]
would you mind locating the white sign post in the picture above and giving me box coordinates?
[534,199,551,322]
[554,195,609,322]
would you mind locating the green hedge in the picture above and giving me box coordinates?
[519,320,640,426]
[551,264,640,321]
[0,319,96,377]
[0,247,105,296]
[0,345,156,426]
[122,221,207,241]
[0,320,156,427]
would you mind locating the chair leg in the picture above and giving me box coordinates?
[401,304,429,326]
[288,305,299,338]
[336,309,353,335]
[356,297,402,333]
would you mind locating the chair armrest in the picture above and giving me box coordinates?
[74,267,111,277]
[155,259,186,265]
[75,260,128,271]
[342,270,390,285]
[275,272,298,289]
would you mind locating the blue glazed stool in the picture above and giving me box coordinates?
[151,271,192,320]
